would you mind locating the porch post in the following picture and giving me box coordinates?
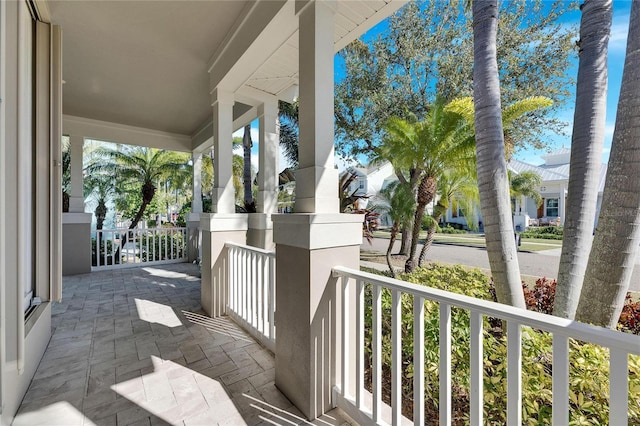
[211,88,235,215]
[187,152,203,263]
[200,88,248,317]
[68,134,84,212]
[63,134,91,275]
[248,101,279,249]
[273,0,361,419]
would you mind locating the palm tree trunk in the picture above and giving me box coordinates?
[576,1,640,328]
[398,223,411,255]
[417,223,437,268]
[243,125,254,210]
[472,0,525,308]
[554,0,612,319]
[387,225,399,278]
[405,175,436,273]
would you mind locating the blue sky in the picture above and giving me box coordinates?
[239,1,632,170]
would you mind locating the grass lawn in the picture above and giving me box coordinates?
[372,230,562,252]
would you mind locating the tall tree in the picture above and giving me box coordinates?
[242,125,255,211]
[380,98,475,272]
[90,146,189,229]
[576,1,640,328]
[335,0,575,161]
[472,0,525,308]
[554,0,612,320]
[371,181,416,277]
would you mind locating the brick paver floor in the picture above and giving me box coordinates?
[13,264,351,426]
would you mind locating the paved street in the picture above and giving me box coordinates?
[362,238,640,292]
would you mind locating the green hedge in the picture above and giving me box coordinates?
[363,264,640,424]
[521,226,564,240]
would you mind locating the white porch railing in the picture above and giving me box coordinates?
[226,242,276,352]
[332,266,640,426]
[93,227,187,271]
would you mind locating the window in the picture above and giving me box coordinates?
[546,198,559,217]
[359,179,365,190]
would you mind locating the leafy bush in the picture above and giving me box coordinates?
[91,237,120,266]
[438,225,467,234]
[362,264,640,424]
[521,226,564,240]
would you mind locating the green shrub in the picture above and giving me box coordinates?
[362,264,640,424]
[521,226,564,240]
[438,225,467,234]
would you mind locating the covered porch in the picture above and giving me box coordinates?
[13,263,350,426]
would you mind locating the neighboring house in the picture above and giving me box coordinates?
[360,148,608,231]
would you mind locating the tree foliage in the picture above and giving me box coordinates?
[335,0,576,160]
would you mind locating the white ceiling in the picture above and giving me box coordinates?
[48,0,405,141]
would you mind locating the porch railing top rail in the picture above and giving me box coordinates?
[332,265,640,354]
[224,241,276,258]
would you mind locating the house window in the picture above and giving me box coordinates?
[359,179,365,190]
[546,198,559,217]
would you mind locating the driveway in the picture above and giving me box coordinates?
[362,238,640,292]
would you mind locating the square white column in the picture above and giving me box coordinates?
[68,134,85,213]
[191,152,203,214]
[257,101,279,215]
[294,0,339,214]
[211,88,235,214]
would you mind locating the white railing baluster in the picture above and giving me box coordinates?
[341,276,349,399]
[439,303,452,426]
[91,227,188,271]
[413,296,425,426]
[269,255,275,341]
[392,289,402,426]
[356,280,365,410]
[610,349,628,426]
[470,310,483,426]
[507,321,522,426]
[552,334,569,425]
[223,242,276,352]
[329,266,640,426]
[372,284,382,423]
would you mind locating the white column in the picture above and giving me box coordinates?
[211,88,235,214]
[294,0,339,214]
[192,152,203,214]
[68,134,84,212]
[257,101,279,214]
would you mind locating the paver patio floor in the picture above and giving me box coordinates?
[13,264,350,426]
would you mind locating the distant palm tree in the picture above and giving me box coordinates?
[371,181,415,277]
[509,170,542,214]
[89,146,189,229]
[472,0,525,308]
[278,100,299,167]
[555,0,612,320]
[242,125,255,211]
[84,173,115,230]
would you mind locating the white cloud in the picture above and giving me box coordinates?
[609,20,629,50]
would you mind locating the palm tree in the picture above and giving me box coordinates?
[371,181,415,277]
[380,98,475,273]
[278,100,299,168]
[84,173,115,230]
[576,0,640,328]
[509,170,542,214]
[472,0,525,308]
[242,124,255,212]
[89,146,189,229]
[418,168,479,267]
[554,0,612,320]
